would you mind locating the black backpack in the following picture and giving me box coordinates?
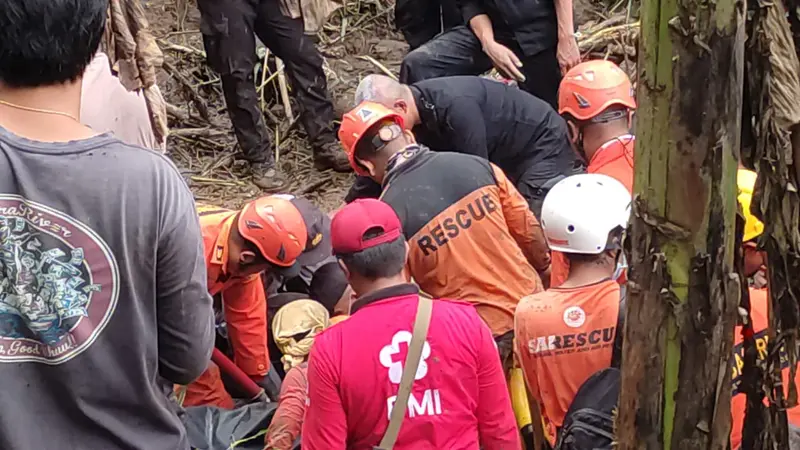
[554,287,626,450]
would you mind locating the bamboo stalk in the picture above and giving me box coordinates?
[358,55,398,80]
[276,58,294,122]
[259,48,271,112]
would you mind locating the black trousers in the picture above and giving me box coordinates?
[197,0,336,163]
[515,157,586,218]
[495,330,515,375]
[394,0,462,50]
[400,26,562,110]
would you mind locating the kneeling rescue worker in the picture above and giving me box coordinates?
[183,196,310,408]
[338,101,551,371]
[550,59,637,288]
[515,173,631,446]
[348,74,582,216]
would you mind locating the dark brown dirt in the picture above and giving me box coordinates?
[143,0,406,212]
[144,0,617,211]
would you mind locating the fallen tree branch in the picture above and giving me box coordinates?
[578,22,640,54]
[276,58,294,122]
[358,55,398,80]
[160,42,206,59]
[168,127,227,138]
[162,60,211,122]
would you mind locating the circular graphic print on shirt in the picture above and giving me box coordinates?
[563,306,586,328]
[0,195,119,364]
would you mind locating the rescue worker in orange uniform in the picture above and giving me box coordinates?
[515,173,631,446]
[550,59,637,287]
[730,169,800,448]
[182,196,309,408]
[338,101,551,371]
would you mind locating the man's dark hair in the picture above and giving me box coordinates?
[0,0,107,87]
[564,252,605,264]
[354,120,404,169]
[353,122,386,168]
[339,228,406,279]
[309,262,349,314]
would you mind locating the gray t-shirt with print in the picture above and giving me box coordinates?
[0,127,215,450]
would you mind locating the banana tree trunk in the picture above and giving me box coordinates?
[615,0,745,446]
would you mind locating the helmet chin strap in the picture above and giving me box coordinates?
[567,121,590,162]
[611,249,627,281]
[570,108,632,163]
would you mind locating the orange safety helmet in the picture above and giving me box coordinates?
[558,60,637,122]
[338,101,405,175]
[238,196,308,268]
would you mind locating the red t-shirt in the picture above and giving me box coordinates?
[265,363,309,449]
[730,288,800,448]
[302,286,520,449]
[515,280,621,443]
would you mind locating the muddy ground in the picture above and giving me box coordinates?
[143,0,606,211]
[143,0,407,211]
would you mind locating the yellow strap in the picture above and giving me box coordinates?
[175,385,188,407]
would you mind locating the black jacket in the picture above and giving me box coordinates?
[410,76,577,182]
[346,77,579,203]
[458,0,558,56]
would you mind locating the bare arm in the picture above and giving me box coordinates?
[467,14,525,82]
[469,14,495,47]
[554,0,580,73]
[265,366,309,449]
[554,0,575,40]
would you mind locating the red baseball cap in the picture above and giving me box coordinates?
[331,199,403,254]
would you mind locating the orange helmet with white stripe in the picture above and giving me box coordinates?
[559,60,637,121]
[238,196,308,268]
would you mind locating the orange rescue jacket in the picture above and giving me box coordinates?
[550,136,634,287]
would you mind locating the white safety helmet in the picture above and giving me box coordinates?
[541,174,632,254]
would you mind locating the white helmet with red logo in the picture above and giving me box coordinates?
[541,174,631,254]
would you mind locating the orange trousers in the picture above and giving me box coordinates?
[180,362,235,409]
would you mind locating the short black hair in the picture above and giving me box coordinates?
[0,0,107,87]
[339,228,406,279]
[565,252,605,264]
[354,120,397,169]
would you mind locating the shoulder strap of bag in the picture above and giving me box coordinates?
[375,296,434,450]
[611,284,626,368]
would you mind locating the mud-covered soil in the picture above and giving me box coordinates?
[143,0,611,211]
[144,0,406,211]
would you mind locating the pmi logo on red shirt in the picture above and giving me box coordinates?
[380,330,443,419]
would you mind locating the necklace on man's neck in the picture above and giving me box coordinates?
[0,99,79,122]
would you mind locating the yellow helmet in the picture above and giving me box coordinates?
[737,169,764,242]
